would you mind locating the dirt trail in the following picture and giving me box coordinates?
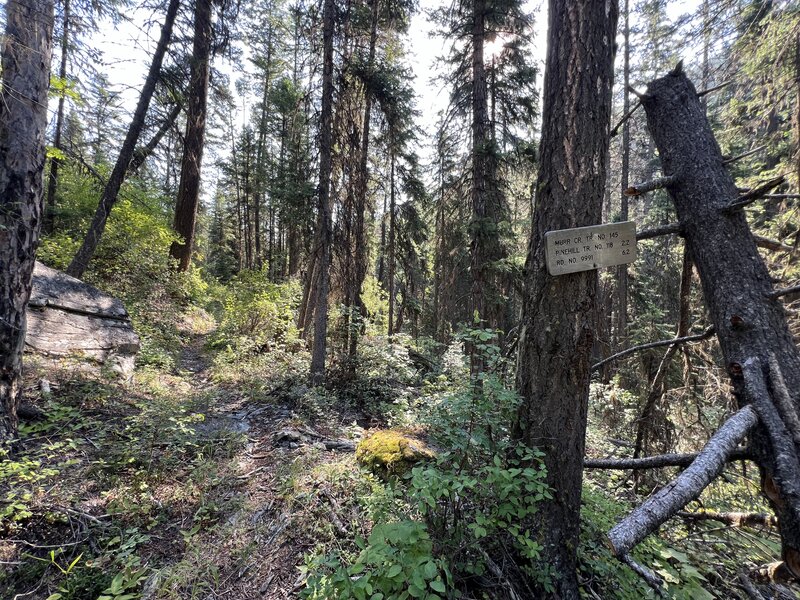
[163,334,316,600]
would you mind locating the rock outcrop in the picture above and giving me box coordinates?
[25,262,140,376]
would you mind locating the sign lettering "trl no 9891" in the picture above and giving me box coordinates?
[544,221,637,276]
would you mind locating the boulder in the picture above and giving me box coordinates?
[25,262,140,377]
[356,429,436,475]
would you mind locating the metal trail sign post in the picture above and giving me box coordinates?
[545,221,637,276]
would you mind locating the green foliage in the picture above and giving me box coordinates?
[361,274,390,335]
[303,521,451,600]
[579,483,717,600]
[209,269,300,354]
[304,332,553,598]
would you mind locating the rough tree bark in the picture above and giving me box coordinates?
[631,66,800,578]
[170,0,213,272]
[0,0,55,441]
[308,0,335,382]
[66,0,180,278]
[387,145,396,341]
[512,0,618,597]
[615,0,631,348]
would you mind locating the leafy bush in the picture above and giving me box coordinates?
[209,269,300,354]
[304,332,553,598]
[303,521,451,600]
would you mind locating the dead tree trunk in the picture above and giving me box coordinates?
[44,0,70,234]
[308,0,335,382]
[627,66,800,577]
[0,0,55,441]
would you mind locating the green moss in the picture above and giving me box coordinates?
[356,429,435,475]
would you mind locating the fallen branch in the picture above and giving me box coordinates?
[620,554,666,597]
[724,176,786,212]
[678,510,777,528]
[323,439,356,451]
[738,570,767,600]
[754,235,794,253]
[764,194,800,200]
[607,405,758,556]
[591,326,715,373]
[624,175,678,196]
[636,223,680,241]
[584,448,752,470]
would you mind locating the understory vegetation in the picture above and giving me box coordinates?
[0,206,789,597]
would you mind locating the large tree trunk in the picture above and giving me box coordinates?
[0,0,55,442]
[346,0,380,369]
[615,0,631,349]
[387,146,396,340]
[469,0,506,359]
[170,0,213,272]
[640,67,800,579]
[44,0,71,234]
[308,0,336,382]
[513,1,618,597]
[66,0,179,278]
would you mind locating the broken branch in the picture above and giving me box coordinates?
[724,176,786,212]
[591,326,715,373]
[678,510,778,528]
[610,100,642,138]
[697,80,732,97]
[624,175,678,196]
[754,235,794,253]
[723,144,767,165]
[620,554,666,597]
[607,405,758,556]
[767,284,800,300]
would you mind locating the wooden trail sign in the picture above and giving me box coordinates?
[545,221,637,275]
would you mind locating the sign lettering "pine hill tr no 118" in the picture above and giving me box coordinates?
[544,221,637,276]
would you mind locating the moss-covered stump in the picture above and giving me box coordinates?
[356,429,436,475]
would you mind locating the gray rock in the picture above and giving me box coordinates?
[25,262,140,377]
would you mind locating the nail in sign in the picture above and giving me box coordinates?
[545,221,637,276]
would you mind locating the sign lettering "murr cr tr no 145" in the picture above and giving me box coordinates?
[544,221,637,276]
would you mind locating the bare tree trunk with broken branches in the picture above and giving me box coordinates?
[609,65,800,581]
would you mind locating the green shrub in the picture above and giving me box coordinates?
[302,521,452,600]
[209,269,300,354]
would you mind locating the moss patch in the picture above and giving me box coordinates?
[356,429,435,475]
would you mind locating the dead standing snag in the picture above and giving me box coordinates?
[607,65,800,580]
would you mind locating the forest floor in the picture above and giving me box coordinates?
[2,305,797,600]
[0,311,374,600]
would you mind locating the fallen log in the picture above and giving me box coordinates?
[607,405,758,556]
[636,66,800,575]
